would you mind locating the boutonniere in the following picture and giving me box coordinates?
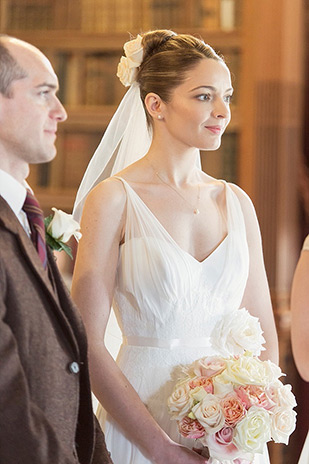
[44,208,82,259]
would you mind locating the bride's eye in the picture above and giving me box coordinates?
[196,93,212,102]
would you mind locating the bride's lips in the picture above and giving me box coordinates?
[205,126,223,134]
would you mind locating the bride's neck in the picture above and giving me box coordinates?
[145,146,200,186]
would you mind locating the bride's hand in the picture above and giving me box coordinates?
[153,441,209,464]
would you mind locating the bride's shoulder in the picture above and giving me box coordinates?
[83,176,127,217]
[226,182,255,211]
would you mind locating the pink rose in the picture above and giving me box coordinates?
[192,356,226,378]
[189,376,214,393]
[178,416,205,439]
[204,429,240,461]
[236,385,275,410]
[216,426,234,445]
[221,393,247,426]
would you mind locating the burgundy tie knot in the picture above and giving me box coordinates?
[23,189,47,269]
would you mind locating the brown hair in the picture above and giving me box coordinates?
[136,30,225,125]
[0,35,27,97]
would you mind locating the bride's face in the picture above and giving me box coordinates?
[162,58,233,151]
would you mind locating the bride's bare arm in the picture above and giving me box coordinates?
[232,185,279,365]
[71,178,208,464]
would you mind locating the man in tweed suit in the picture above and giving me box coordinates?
[0,35,113,464]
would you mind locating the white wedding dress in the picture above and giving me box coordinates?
[97,177,270,464]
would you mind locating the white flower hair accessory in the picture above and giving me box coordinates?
[117,34,143,87]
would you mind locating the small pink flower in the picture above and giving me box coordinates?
[221,393,247,426]
[236,385,274,410]
[216,426,234,445]
[178,416,205,439]
[189,376,214,393]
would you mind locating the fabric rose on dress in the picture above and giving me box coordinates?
[167,383,193,420]
[211,308,265,357]
[233,406,271,453]
[271,406,297,444]
[192,394,225,434]
[178,416,205,439]
[221,393,247,426]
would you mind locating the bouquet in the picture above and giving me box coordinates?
[167,309,296,463]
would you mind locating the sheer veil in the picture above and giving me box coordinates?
[72,83,152,222]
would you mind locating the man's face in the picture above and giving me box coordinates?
[0,40,67,178]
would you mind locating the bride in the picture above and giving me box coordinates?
[71,30,279,464]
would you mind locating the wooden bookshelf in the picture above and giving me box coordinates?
[3,22,242,212]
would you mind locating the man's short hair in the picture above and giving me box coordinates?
[0,35,27,97]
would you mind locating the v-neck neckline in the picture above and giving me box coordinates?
[115,176,229,264]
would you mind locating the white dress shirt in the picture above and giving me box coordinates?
[0,169,31,236]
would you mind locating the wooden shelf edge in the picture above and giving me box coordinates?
[4,29,242,51]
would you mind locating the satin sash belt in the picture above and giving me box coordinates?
[123,335,211,349]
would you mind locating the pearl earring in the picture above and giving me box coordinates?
[158,115,163,120]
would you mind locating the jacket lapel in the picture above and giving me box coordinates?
[0,196,83,358]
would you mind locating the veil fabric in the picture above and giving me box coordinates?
[72,83,152,222]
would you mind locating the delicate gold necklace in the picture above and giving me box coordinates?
[146,158,201,215]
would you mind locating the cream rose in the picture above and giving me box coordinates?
[268,382,297,409]
[116,56,139,87]
[233,406,271,453]
[167,383,193,420]
[123,34,143,65]
[218,354,276,387]
[192,394,225,434]
[211,308,265,357]
[271,406,297,444]
[47,208,82,243]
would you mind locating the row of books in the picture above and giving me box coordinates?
[34,130,238,190]
[3,0,242,32]
[50,48,240,107]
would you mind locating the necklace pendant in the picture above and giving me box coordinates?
[194,208,200,215]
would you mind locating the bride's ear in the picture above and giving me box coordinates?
[144,93,165,121]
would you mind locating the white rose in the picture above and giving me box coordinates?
[219,354,272,387]
[211,308,266,357]
[47,208,82,243]
[116,56,138,87]
[271,406,297,444]
[167,382,193,420]
[123,34,143,65]
[192,394,225,434]
[233,406,271,453]
[275,383,297,409]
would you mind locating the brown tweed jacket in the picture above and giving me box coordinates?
[0,196,112,464]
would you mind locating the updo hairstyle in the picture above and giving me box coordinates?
[136,30,225,125]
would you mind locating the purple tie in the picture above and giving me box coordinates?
[23,190,47,269]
